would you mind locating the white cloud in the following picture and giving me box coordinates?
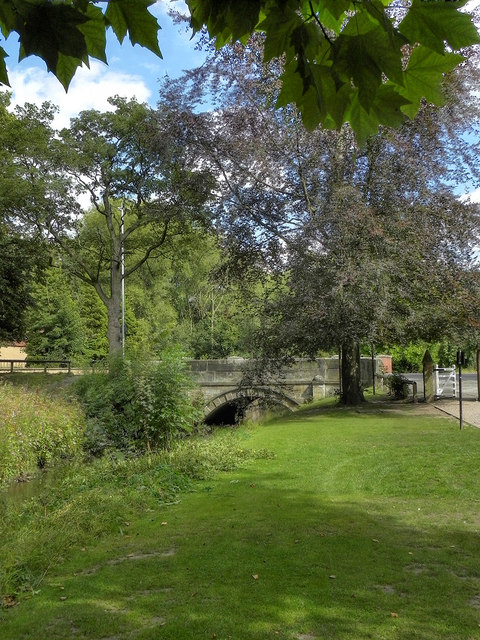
[4,61,151,129]
[465,0,480,10]
[461,187,480,203]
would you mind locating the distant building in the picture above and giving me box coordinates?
[0,341,27,361]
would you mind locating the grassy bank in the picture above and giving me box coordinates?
[0,376,83,484]
[1,403,479,639]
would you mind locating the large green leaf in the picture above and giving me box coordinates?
[310,4,346,34]
[55,52,88,91]
[259,3,302,62]
[187,0,262,41]
[105,0,161,56]
[399,0,480,54]
[308,0,352,21]
[0,0,16,38]
[334,19,405,109]
[278,58,350,130]
[345,85,409,146]
[17,3,88,66]
[15,2,89,88]
[399,46,464,118]
[78,4,107,64]
[0,45,9,85]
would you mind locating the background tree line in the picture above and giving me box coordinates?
[1,37,480,404]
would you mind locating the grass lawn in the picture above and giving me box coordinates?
[1,403,480,639]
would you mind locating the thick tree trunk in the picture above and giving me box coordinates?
[340,339,365,405]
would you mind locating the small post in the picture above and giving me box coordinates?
[338,347,342,396]
[121,202,126,359]
[457,350,465,430]
[10,360,13,373]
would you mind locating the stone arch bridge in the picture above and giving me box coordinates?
[186,357,385,423]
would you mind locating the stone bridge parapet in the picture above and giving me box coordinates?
[186,356,383,420]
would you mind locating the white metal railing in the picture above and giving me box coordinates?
[434,365,456,398]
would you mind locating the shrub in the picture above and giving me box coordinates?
[386,373,410,400]
[74,349,202,455]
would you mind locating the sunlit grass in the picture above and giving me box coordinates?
[1,403,480,639]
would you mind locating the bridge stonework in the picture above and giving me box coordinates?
[186,357,383,420]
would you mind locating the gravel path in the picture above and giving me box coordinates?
[433,398,480,428]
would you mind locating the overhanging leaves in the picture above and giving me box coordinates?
[0,0,477,143]
[105,0,161,56]
[399,0,480,54]
[0,0,161,90]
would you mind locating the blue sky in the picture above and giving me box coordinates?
[1,1,205,129]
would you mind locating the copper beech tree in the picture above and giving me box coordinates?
[160,40,480,404]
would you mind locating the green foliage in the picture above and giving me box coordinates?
[0,2,476,143]
[388,341,436,372]
[388,340,477,372]
[74,349,202,454]
[0,380,84,485]
[76,283,109,363]
[55,100,213,358]
[0,0,160,90]
[166,433,274,480]
[386,372,409,399]
[25,267,85,362]
[187,0,479,143]
[0,228,47,342]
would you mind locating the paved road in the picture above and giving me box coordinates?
[399,372,479,400]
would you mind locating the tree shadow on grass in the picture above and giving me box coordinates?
[1,473,479,640]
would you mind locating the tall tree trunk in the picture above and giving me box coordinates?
[340,339,365,405]
[106,248,123,358]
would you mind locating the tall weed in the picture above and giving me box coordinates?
[0,381,84,484]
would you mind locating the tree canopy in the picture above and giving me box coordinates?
[0,1,478,143]
[162,38,480,402]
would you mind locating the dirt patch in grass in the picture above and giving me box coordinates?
[78,549,176,576]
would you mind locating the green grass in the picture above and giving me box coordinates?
[1,404,480,639]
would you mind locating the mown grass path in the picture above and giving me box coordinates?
[1,404,480,639]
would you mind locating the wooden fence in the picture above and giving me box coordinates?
[0,359,71,374]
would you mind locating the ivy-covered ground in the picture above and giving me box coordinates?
[1,403,480,639]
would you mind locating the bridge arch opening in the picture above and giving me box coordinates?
[203,388,299,426]
[203,401,246,426]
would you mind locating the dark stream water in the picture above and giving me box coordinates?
[2,468,64,506]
